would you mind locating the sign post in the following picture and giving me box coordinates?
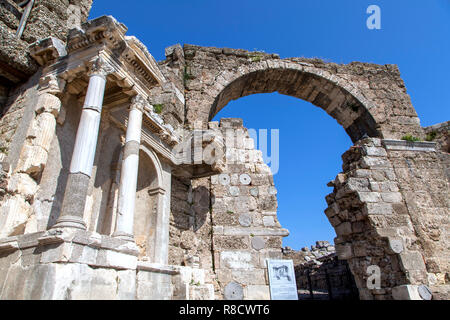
[266,259,298,300]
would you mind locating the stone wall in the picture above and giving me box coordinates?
[0,229,214,299]
[168,117,288,300]
[0,0,93,81]
[147,44,186,131]
[325,138,449,300]
[424,121,449,153]
[168,175,216,286]
[0,0,93,156]
[209,118,288,300]
[283,242,359,300]
[385,141,450,299]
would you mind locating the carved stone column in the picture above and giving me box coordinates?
[150,185,170,264]
[113,95,146,241]
[53,57,113,230]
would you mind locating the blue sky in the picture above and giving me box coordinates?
[90,1,450,249]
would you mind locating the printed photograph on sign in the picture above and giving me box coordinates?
[267,259,298,300]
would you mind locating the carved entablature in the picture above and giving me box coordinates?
[29,37,67,66]
[123,36,165,88]
[66,15,128,54]
[109,102,180,164]
[33,15,164,102]
[63,16,164,90]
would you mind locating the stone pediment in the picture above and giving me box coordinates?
[30,16,165,98]
[66,15,128,54]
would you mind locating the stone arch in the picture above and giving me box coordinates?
[184,52,427,300]
[133,145,165,260]
[184,46,423,140]
[208,64,379,143]
[139,144,164,190]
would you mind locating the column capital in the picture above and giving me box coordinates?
[129,94,148,112]
[86,56,115,78]
[38,74,66,95]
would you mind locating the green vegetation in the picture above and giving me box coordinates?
[425,131,437,142]
[249,53,264,62]
[184,66,195,83]
[401,135,421,142]
[189,279,201,286]
[153,104,164,114]
[226,210,234,215]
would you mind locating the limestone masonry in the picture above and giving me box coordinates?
[0,1,448,300]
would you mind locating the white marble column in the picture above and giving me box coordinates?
[53,57,113,230]
[113,95,147,241]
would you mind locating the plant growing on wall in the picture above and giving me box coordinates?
[401,135,421,142]
[153,104,164,114]
[425,131,437,142]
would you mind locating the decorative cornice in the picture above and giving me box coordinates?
[382,139,436,152]
[29,37,67,66]
[109,105,179,164]
[123,36,165,87]
[67,15,127,53]
[63,16,165,91]
[148,187,166,196]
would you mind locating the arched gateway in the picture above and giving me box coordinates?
[0,15,448,300]
[179,44,448,300]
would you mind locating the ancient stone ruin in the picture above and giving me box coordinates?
[283,241,359,300]
[0,1,448,300]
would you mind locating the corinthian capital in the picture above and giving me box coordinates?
[87,56,115,78]
[38,74,66,95]
[130,94,148,112]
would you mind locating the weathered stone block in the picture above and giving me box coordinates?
[7,173,38,198]
[262,216,275,227]
[336,222,352,236]
[245,285,270,300]
[137,270,173,300]
[15,145,48,176]
[218,269,266,285]
[0,195,32,238]
[335,243,352,260]
[224,281,244,300]
[220,251,255,270]
[40,242,73,263]
[346,177,370,192]
[95,249,137,270]
[238,213,252,227]
[357,191,381,203]
[364,203,393,215]
[399,251,427,272]
[251,236,266,251]
[363,146,387,157]
[381,192,403,203]
[189,284,215,300]
[361,157,390,169]
[392,285,422,300]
